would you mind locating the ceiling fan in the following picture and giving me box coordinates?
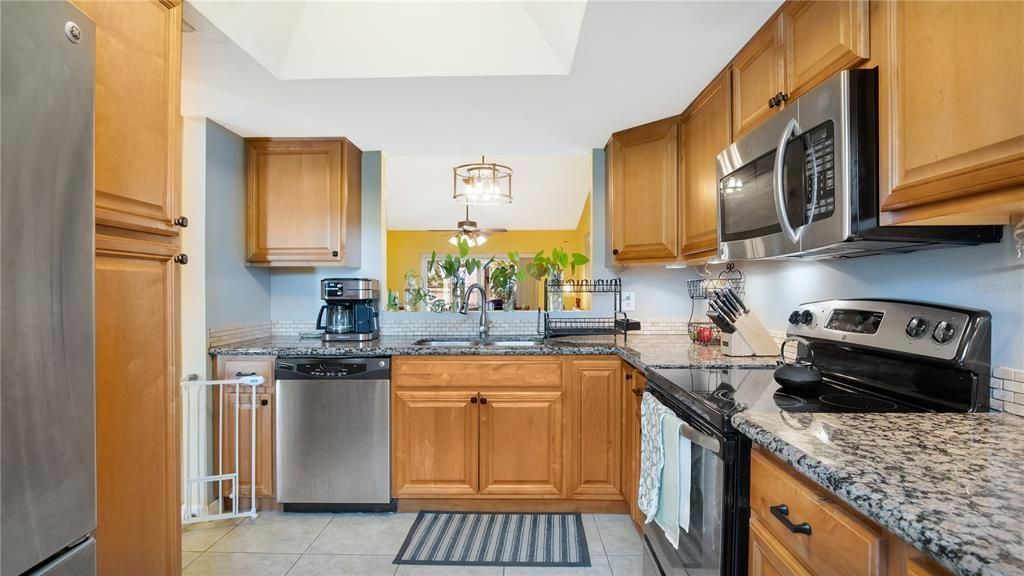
[429,205,507,247]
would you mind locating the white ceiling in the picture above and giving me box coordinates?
[386,154,591,230]
[188,1,588,80]
[181,0,781,154]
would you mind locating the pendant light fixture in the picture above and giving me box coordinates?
[453,155,512,206]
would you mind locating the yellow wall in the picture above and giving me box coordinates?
[387,229,581,294]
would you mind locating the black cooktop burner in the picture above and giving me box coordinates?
[771,391,807,410]
[818,393,900,412]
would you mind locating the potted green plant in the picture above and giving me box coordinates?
[525,247,589,311]
[402,269,432,312]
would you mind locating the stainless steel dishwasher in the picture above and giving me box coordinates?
[275,357,393,511]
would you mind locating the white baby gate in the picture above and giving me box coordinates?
[181,373,264,525]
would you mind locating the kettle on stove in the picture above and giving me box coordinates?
[774,336,822,392]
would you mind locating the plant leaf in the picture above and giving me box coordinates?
[458,237,470,258]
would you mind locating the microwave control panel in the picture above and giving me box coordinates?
[801,121,836,221]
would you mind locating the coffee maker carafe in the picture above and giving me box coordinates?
[317,278,380,341]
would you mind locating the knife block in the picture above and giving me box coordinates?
[720,311,778,357]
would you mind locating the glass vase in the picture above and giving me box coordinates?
[448,276,465,312]
[549,270,564,312]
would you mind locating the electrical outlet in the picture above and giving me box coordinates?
[621,291,636,312]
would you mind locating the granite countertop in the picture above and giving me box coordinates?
[733,411,1024,576]
[209,334,777,372]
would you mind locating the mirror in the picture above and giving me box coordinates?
[386,154,592,312]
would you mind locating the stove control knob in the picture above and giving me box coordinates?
[788,311,802,325]
[932,321,957,345]
[799,310,814,325]
[905,316,930,339]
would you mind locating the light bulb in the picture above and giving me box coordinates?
[476,234,487,246]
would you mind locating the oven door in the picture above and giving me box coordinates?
[641,414,727,576]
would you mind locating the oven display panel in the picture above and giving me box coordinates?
[825,309,884,334]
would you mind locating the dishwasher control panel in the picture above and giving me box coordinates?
[276,358,390,380]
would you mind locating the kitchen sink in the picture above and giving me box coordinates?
[412,338,546,348]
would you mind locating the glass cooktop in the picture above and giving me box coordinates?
[646,367,931,431]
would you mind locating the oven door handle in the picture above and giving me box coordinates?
[773,118,819,245]
[680,419,721,454]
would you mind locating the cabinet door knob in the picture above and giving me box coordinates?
[174,254,189,265]
[625,373,632,380]
[612,249,620,256]
[480,397,488,405]
[778,92,789,104]
[332,250,339,257]
[174,216,189,228]
[470,396,478,404]
[768,96,777,109]
[632,388,644,397]
[260,398,269,407]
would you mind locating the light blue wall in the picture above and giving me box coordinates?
[269,151,384,321]
[592,148,1024,368]
[205,121,271,328]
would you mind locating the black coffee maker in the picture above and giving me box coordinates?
[317,278,380,341]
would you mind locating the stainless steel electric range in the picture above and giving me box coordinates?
[640,299,992,576]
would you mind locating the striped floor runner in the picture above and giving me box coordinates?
[393,511,591,567]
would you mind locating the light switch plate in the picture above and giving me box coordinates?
[621,291,636,312]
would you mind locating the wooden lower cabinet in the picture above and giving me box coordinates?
[621,365,645,531]
[221,391,275,500]
[567,358,622,499]
[750,517,811,576]
[479,391,563,497]
[391,356,627,508]
[751,446,950,576]
[95,237,180,575]
[392,389,479,497]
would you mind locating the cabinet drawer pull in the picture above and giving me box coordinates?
[235,371,257,377]
[770,504,811,535]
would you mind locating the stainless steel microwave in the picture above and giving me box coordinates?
[715,69,1001,260]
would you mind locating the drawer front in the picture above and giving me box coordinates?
[393,356,565,389]
[750,449,885,576]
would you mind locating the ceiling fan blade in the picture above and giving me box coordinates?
[478,228,507,233]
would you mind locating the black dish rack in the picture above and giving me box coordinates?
[538,278,640,339]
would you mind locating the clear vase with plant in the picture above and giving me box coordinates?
[403,269,432,312]
[489,253,525,311]
[526,247,589,312]
[430,239,492,312]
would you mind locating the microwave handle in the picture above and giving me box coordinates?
[773,118,819,244]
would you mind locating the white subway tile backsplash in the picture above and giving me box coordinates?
[994,367,1014,380]
[1003,380,1024,394]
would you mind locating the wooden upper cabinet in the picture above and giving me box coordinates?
[782,0,869,102]
[567,358,622,499]
[607,118,679,262]
[681,70,732,259]
[75,0,182,236]
[732,16,786,140]
[245,138,362,266]
[391,390,479,498]
[478,391,563,497]
[732,0,869,139]
[878,0,1024,222]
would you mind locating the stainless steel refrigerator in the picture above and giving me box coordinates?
[1,2,97,574]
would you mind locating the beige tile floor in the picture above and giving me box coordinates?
[182,512,643,576]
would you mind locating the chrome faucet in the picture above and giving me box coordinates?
[460,283,493,339]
